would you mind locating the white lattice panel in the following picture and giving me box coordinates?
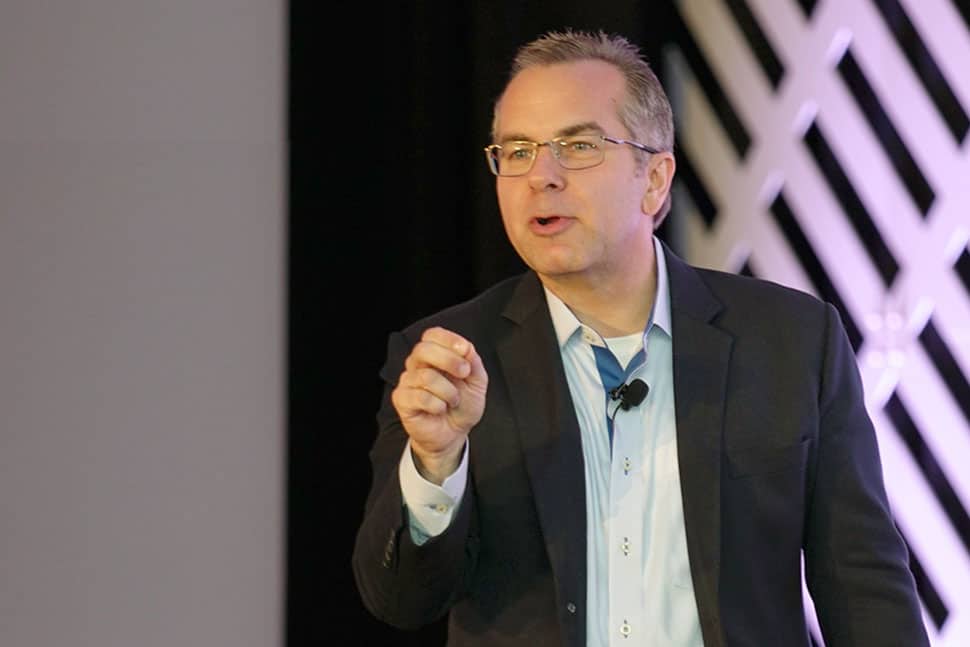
[668,0,970,644]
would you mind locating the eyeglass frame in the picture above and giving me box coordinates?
[483,134,662,177]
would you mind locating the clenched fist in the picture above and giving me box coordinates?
[391,326,488,484]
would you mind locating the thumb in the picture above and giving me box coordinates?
[461,342,488,391]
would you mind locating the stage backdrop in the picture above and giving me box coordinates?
[287,1,968,645]
[666,0,970,644]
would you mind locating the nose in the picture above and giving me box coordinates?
[526,144,565,191]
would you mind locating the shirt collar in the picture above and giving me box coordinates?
[544,236,672,348]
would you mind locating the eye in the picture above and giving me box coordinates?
[503,143,534,161]
[565,138,598,153]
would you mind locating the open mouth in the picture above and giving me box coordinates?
[530,215,571,235]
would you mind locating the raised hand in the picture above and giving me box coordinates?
[391,326,488,484]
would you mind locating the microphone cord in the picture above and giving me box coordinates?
[609,398,624,424]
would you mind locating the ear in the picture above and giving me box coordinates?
[641,152,676,220]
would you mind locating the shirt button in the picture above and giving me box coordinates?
[621,537,631,556]
[620,620,632,637]
[434,503,448,513]
[566,602,577,614]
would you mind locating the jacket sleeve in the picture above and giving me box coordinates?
[804,303,930,646]
[351,330,480,630]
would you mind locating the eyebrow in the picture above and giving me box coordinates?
[498,121,605,143]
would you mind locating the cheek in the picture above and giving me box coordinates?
[610,177,649,216]
[496,186,523,224]
[496,185,511,211]
[595,191,648,238]
[495,192,518,240]
[589,186,631,218]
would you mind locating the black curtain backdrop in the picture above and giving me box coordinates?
[289,3,675,645]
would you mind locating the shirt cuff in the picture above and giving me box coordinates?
[399,440,469,545]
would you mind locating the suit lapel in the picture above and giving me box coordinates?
[496,272,587,645]
[493,253,732,646]
[664,244,732,646]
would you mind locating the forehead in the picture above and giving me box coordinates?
[495,59,628,140]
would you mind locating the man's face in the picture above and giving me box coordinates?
[492,59,657,284]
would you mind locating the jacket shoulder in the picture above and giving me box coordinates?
[693,265,831,320]
[398,272,530,340]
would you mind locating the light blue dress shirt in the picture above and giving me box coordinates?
[400,237,703,646]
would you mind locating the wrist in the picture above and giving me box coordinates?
[411,442,465,486]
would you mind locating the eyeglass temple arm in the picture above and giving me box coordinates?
[601,136,661,155]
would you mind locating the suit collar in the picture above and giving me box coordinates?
[661,239,724,323]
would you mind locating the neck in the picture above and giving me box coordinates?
[542,242,658,338]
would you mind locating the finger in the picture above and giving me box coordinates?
[401,367,461,408]
[405,339,471,379]
[391,379,450,417]
[427,329,481,373]
[420,326,472,355]
[421,327,478,376]
[457,341,489,388]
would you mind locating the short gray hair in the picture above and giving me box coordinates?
[492,28,675,158]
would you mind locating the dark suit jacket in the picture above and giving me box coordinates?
[353,243,929,646]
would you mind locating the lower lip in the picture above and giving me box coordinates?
[529,217,573,236]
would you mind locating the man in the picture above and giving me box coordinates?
[352,28,929,646]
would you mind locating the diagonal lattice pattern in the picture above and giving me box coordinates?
[666,0,970,644]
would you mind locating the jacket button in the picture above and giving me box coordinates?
[566,602,577,614]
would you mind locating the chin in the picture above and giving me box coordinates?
[530,259,586,279]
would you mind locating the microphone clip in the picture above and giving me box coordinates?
[609,379,650,411]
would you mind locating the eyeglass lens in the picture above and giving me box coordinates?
[489,137,605,176]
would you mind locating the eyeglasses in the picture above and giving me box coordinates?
[483,134,660,177]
